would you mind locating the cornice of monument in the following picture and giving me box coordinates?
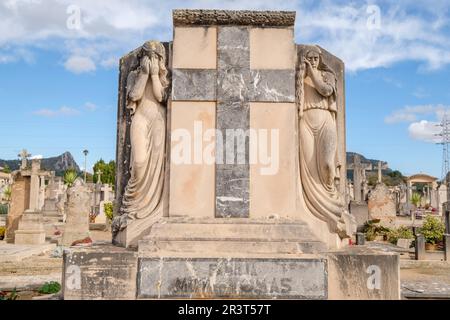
[173,9,296,27]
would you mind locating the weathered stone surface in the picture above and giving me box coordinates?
[6,172,30,243]
[368,183,396,221]
[14,211,46,245]
[114,42,171,247]
[350,201,369,232]
[396,238,412,249]
[249,69,295,102]
[62,179,90,246]
[138,218,327,255]
[250,28,296,70]
[173,27,217,69]
[138,257,327,299]
[172,69,217,101]
[327,247,400,300]
[63,245,138,300]
[173,9,296,27]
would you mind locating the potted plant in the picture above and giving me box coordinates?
[420,215,445,251]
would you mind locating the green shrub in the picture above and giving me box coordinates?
[104,202,114,222]
[363,219,391,241]
[419,215,445,245]
[38,281,61,294]
[0,289,18,300]
[387,226,414,245]
[0,203,8,215]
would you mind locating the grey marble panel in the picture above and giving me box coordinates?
[215,165,249,218]
[218,26,249,69]
[172,69,217,101]
[249,69,295,102]
[217,67,251,102]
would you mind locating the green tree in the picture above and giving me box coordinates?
[1,165,11,174]
[92,159,115,186]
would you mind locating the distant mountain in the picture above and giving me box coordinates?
[346,152,392,180]
[0,152,80,176]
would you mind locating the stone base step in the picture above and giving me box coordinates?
[139,239,326,255]
[145,220,316,242]
[139,218,327,255]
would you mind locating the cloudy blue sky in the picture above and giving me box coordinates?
[0,0,449,178]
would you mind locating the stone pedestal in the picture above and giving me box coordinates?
[350,201,369,232]
[61,179,90,246]
[14,210,46,245]
[327,247,400,300]
[368,183,396,227]
[138,256,327,299]
[5,172,30,243]
[63,9,402,301]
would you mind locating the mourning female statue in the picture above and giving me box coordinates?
[120,41,169,221]
[297,45,354,238]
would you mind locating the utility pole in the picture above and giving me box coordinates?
[83,149,89,183]
[436,112,450,182]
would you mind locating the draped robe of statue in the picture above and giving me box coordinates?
[298,52,350,237]
[120,50,166,220]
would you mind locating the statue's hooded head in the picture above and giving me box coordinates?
[142,40,165,60]
[140,40,169,89]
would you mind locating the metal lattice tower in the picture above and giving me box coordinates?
[436,112,450,181]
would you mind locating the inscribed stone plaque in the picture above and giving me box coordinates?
[138,257,327,299]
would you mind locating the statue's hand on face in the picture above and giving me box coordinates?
[149,56,159,76]
[304,59,313,77]
[141,56,151,75]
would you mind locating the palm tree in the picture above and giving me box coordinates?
[2,186,11,202]
[64,169,78,187]
[411,192,422,208]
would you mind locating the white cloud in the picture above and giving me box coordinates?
[408,120,441,143]
[0,1,449,72]
[297,1,450,71]
[33,106,80,117]
[384,104,448,124]
[30,154,43,160]
[386,104,450,143]
[84,102,97,111]
[64,55,96,74]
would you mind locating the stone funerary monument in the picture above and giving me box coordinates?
[63,10,400,300]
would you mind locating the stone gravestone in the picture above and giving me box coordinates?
[5,171,30,243]
[14,209,46,245]
[63,9,401,301]
[368,183,396,226]
[348,155,371,231]
[61,178,91,246]
[96,184,114,224]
